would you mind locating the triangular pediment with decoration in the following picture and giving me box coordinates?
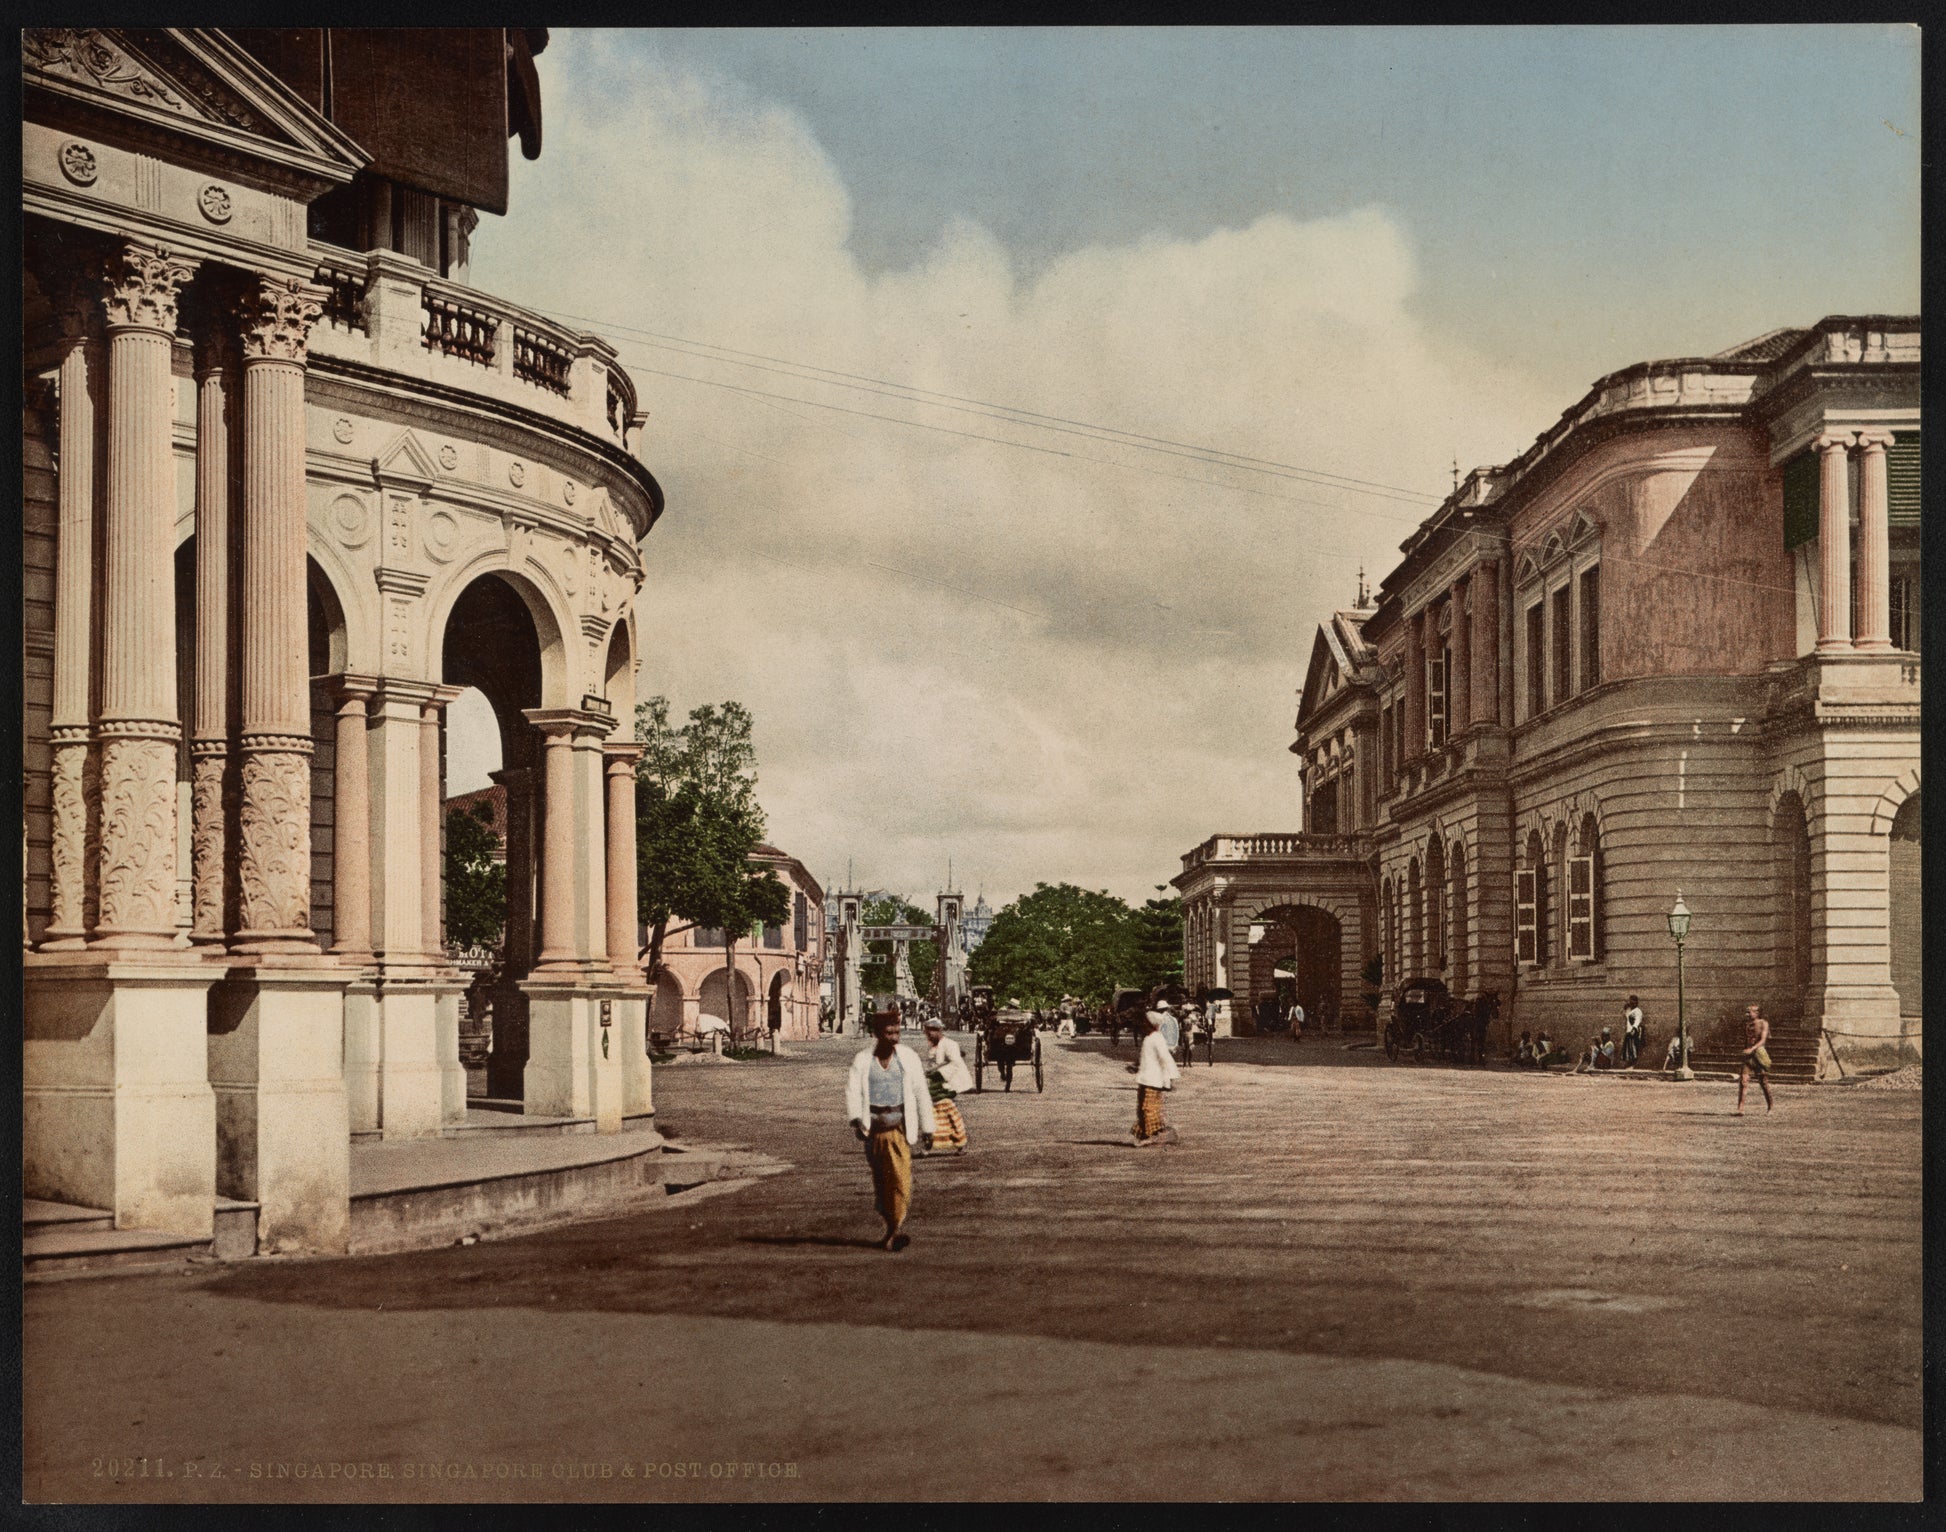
[24,28,367,185]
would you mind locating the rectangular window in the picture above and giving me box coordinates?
[793,891,808,951]
[1567,854,1595,961]
[763,922,783,950]
[1782,450,1820,550]
[697,927,725,949]
[1550,585,1573,704]
[1514,870,1537,965]
[1578,565,1600,690]
[1525,603,1545,718]
[1427,650,1447,749]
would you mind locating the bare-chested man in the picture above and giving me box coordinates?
[1736,1002,1774,1115]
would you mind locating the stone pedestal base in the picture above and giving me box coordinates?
[363,976,455,1141]
[614,991,652,1118]
[24,955,221,1236]
[209,963,352,1256]
[343,978,381,1133]
[520,979,628,1130]
[434,982,468,1125]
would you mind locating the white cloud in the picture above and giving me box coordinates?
[469,31,1561,907]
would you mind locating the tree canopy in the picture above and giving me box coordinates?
[634,696,781,984]
[1132,890,1185,993]
[443,799,505,953]
[966,882,1146,1006]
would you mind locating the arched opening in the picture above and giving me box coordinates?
[441,573,546,1100]
[306,558,347,948]
[1380,877,1395,986]
[1425,837,1446,977]
[700,965,753,1036]
[1889,791,1921,1017]
[1771,792,1812,1022]
[651,969,685,1041]
[1251,904,1344,1028]
[1406,858,1422,977]
[768,970,788,1034]
[1523,829,1548,968]
[1449,839,1469,995]
[604,620,635,723]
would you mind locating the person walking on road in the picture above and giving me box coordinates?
[1127,1008,1181,1146]
[1622,995,1645,1067]
[921,1017,973,1154]
[845,1009,935,1250]
[1152,998,1181,1056]
[1736,1003,1775,1115]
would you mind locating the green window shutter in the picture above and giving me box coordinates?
[1782,451,1820,550]
[1888,432,1920,529]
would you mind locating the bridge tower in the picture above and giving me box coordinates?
[834,890,864,1035]
[932,890,968,1012]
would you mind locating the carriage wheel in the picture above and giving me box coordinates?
[1034,1036,1044,1092]
[973,1033,986,1092]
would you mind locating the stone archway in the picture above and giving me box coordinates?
[1249,903,1346,1031]
[700,965,754,1036]
[768,970,788,1034]
[1772,790,1813,1022]
[443,572,547,1101]
[650,968,686,1041]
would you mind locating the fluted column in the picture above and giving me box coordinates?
[1852,429,1895,651]
[91,243,198,949]
[42,274,105,948]
[232,275,327,954]
[1814,431,1855,652]
[421,685,465,959]
[189,324,239,945]
[330,676,377,963]
[528,713,580,974]
[605,743,645,984]
[1448,578,1471,736]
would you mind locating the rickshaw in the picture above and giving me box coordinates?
[973,1006,1044,1092]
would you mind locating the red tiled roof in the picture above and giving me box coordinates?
[444,784,507,841]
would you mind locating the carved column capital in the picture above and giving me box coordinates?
[237,274,327,365]
[1813,430,1857,456]
[331,672,380,709]
[99,242,197,334]
[1852,427,1897,454]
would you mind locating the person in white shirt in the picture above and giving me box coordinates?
[1126,1008,1181,1146]
[845,1010,935,1250]
[1288,999,1306,1042]
[921,1018,973,1153]
[1151,999,1181,1054]
[1621,995,1646,1067]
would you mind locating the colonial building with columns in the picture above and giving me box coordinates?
[22,29,662,1253]
[1178,318,1920,1075]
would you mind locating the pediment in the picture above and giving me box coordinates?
[1296,628,1344,726]
[24,28,367,177]
[375,429,440,485]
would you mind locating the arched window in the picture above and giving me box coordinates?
[1552,822,1572,967]
[1569,812,1601,962]
[1425,838,1446,973]
[1407,858,1422,977]
[1449,839,1469,994]
[1516,829,1547,967]
[1381,877,1395,982]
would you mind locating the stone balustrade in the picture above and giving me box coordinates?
[1180,832,1372,871]
[306,242,648,458]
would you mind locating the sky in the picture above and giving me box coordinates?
[454,25,1921,910]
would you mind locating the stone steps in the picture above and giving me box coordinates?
[24,1198,259,1277]
[1685,1031,1822,1084]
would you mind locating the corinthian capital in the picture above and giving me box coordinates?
[100,242,197,333]
[237,274,328,364]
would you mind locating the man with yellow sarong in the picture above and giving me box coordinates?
[845,1009,935,1250]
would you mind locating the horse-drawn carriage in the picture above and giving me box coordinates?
[972,1006,1044,1092]
[1383,978,1499,1064]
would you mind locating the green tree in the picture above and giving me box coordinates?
[633,696,772,986]
[443,800,506,952]
[1133,888,1185,992]
[859,895,935,999]
[967,882,1142,1007]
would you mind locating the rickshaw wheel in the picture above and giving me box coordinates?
[1034,1037,1044,1092]
[973,1033,986,1092]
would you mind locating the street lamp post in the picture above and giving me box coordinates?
[1667,892,1694,1081]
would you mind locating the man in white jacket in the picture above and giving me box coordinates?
[1127,1005,1181,1146]
[846,1010,936,1250]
